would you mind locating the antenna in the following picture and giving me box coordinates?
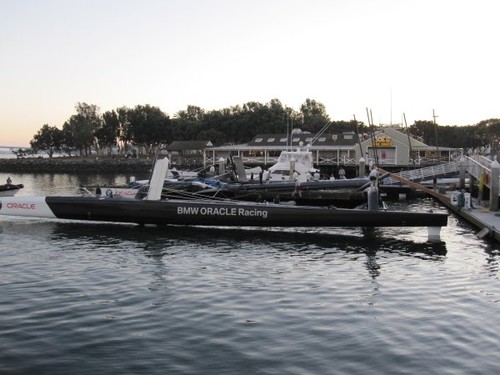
[390,87,393,126]
[432,109,440,163]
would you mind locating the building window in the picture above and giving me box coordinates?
[318,137,326,142]
[280,138,287,142]
[267,138,275,142]
[255,138,263,142]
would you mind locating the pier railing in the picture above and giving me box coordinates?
[381,155,500,197]
[465,155,491,179]
[464,155,500,191]
[381,161,461,185]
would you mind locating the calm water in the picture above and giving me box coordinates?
[1,172,499,375]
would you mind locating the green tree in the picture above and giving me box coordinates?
[197,128,226,146]
[127,105,172,155]
[410,120,437,145]
[172,105,205,140]
[62,114,90,155]
[30,124,63,158]
[476,118,500,156]
[197,108,232,145]
[299,98,331,133]
[62,103,102,155]
[266,98,298,134]
[96,110,121,155]
[116,106,132,154]
[224,100,297,142]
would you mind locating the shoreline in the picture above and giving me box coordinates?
[0,157,154,173]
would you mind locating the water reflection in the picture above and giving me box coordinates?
[26,220,448,258]
[0,215,450,255]
[483,243,500,277]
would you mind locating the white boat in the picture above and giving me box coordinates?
[265,149,320,183]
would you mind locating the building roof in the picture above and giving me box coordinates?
[165,140,213,151]
[247,132,359,147]
[359,128,460,152]
[380,128,428,147]
[205,133,359,152]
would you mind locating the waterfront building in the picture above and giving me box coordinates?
[202,128,462,170]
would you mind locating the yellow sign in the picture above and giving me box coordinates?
[374,136,392,147]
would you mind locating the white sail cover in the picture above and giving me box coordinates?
[146,157,169,200]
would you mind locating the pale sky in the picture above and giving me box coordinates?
[1,0,499,147]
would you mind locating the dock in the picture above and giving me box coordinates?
[378,167,500,243]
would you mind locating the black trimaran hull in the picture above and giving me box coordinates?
[0,196,448,228]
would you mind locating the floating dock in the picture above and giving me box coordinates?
[378,167,500,242]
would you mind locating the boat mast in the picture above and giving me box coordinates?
[285,110,295,151]
[403,113,414,167]
[353,115,364,158]
[287,113,292,151]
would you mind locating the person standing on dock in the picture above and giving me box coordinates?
[339,166,346,179]
[457,189,465,211]
[95,185,102,197]
[369,167,379,188]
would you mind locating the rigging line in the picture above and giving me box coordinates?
[307,121,333,147]
[370,109,379,165]
[366,108,379,166]
[163,189,230,202]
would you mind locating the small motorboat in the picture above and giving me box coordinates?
[0,181,24,197]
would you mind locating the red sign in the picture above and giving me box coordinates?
[7,202,36,210]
